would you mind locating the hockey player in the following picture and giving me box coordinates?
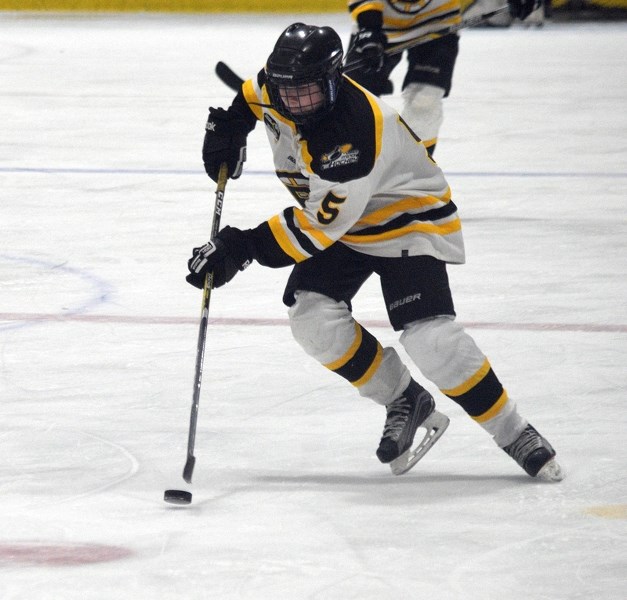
[345,0,540,156]
[188,23,562,480]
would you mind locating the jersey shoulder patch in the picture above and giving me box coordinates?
[303,80,379,183]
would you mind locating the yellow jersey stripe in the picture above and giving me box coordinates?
[242,79,263,121]
[354,190,452,227]
[365,92,383,161]
[299,139,315,175]
[293,209,335,250]
[267,214,309,263]
[385,1,461,28]
[342,216,461,244]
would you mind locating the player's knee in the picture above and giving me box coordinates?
[401,83,445,144]
[400,317,484,388]
[288,291,353,360]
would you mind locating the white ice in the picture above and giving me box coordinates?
[1,10,626,600]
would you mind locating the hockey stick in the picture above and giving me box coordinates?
[215,6,510,92]
[182,162,228,484]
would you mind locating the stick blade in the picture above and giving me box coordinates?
[182,455,195,484]
[215,61,245,91]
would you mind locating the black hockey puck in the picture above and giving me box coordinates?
[164,489,192,505]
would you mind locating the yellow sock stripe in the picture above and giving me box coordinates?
[352,342,384,388]
[324,322,362,371]
[441,358,491,397]
[472,389,509,423]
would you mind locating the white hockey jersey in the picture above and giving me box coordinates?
[241,71,465,266]
[348,0,463,44]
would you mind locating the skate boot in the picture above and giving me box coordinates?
[377,379,450,476]
[503,424,563,482]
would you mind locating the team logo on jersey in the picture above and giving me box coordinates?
[264,114,280,141]
[320,144,360,170]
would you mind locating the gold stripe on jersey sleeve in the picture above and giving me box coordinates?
[293,209,335,250]
[355,85,384,161]
[472,390,509,423]
[267,214,309,263]
[242,79,263,121]
[341,216,461,244]
[324,321,362,371]
[299,139,315,175]
[343,77,383,159]
[441,358,491,397]
[354,190,452,227]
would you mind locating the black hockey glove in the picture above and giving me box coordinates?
[202,107,248,182]
[508,0,540,20]
[186,226,252,289]
[347,29,386,72]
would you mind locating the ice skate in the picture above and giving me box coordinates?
[377,379,450,476]
[503,424,563,481]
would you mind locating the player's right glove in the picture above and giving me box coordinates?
[346,29,386,72]
[186,226,252,289]
[202,107,249,182]
[508,0,540,20]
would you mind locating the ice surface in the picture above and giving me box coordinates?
[1,11,626,600]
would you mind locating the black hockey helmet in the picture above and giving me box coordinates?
[265,23,343,125]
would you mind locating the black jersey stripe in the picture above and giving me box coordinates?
[348,202,458,237]
[276,170,308,182]
[284,208,322,257]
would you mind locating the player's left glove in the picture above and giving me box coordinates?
[186,226,252,289]
[508,0,540,20]
[347,29,386,72]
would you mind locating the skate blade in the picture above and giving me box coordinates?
[536,458,564,482]
[390,410,450,476]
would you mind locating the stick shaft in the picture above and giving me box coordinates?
[183,163,228,484]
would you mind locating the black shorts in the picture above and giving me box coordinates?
[348,33,459,98]
[283,243,456,331]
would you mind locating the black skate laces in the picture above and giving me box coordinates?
[381,398,414,441]
[504,426,543,464]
